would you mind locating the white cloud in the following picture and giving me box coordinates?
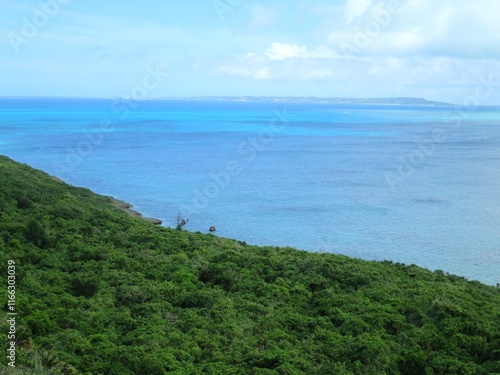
[3,0,500,102]
[265,43,309,61]
[344,0,372,24]
[326,0,500,60]
[264,43,338,61]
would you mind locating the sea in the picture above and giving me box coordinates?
[1,98,499,285]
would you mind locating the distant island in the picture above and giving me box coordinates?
[169,96,453,106]
[0,96,452,106]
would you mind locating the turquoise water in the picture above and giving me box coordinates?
[1,98,499,285]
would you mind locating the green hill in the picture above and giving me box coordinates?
[0,155,499,374]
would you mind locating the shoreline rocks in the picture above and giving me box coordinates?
[106,196,162,225]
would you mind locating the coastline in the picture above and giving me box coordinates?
[105,196,162,225]
[46,169,163,225]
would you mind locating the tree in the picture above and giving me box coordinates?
[25,219,48,248]
[175,213,189,231]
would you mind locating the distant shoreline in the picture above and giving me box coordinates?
[105,196,162,225]
[48,173,163,225]
[0,96,455,106]
[48,174,162,225]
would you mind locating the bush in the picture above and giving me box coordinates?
[16,194,31,209]
[25,219,48,248]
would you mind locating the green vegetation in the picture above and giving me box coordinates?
[0,155,499,374]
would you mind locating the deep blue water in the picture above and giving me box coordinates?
[1,98,499,285]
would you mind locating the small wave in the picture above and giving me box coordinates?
[410,198,448,204]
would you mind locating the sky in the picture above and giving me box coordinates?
[1,0,500,104]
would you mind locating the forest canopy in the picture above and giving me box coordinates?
[0,155,499,374]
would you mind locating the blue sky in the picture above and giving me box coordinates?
[1,0,500,103]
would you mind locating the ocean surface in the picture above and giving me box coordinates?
[1,98,499,285]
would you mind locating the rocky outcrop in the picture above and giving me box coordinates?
[106,196,162,225]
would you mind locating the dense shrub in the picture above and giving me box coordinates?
[25,219,48,249]
[0,155,499,374]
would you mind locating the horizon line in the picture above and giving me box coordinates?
[0,95,468,106]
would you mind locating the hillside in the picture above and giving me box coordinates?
[0,155,499,374]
